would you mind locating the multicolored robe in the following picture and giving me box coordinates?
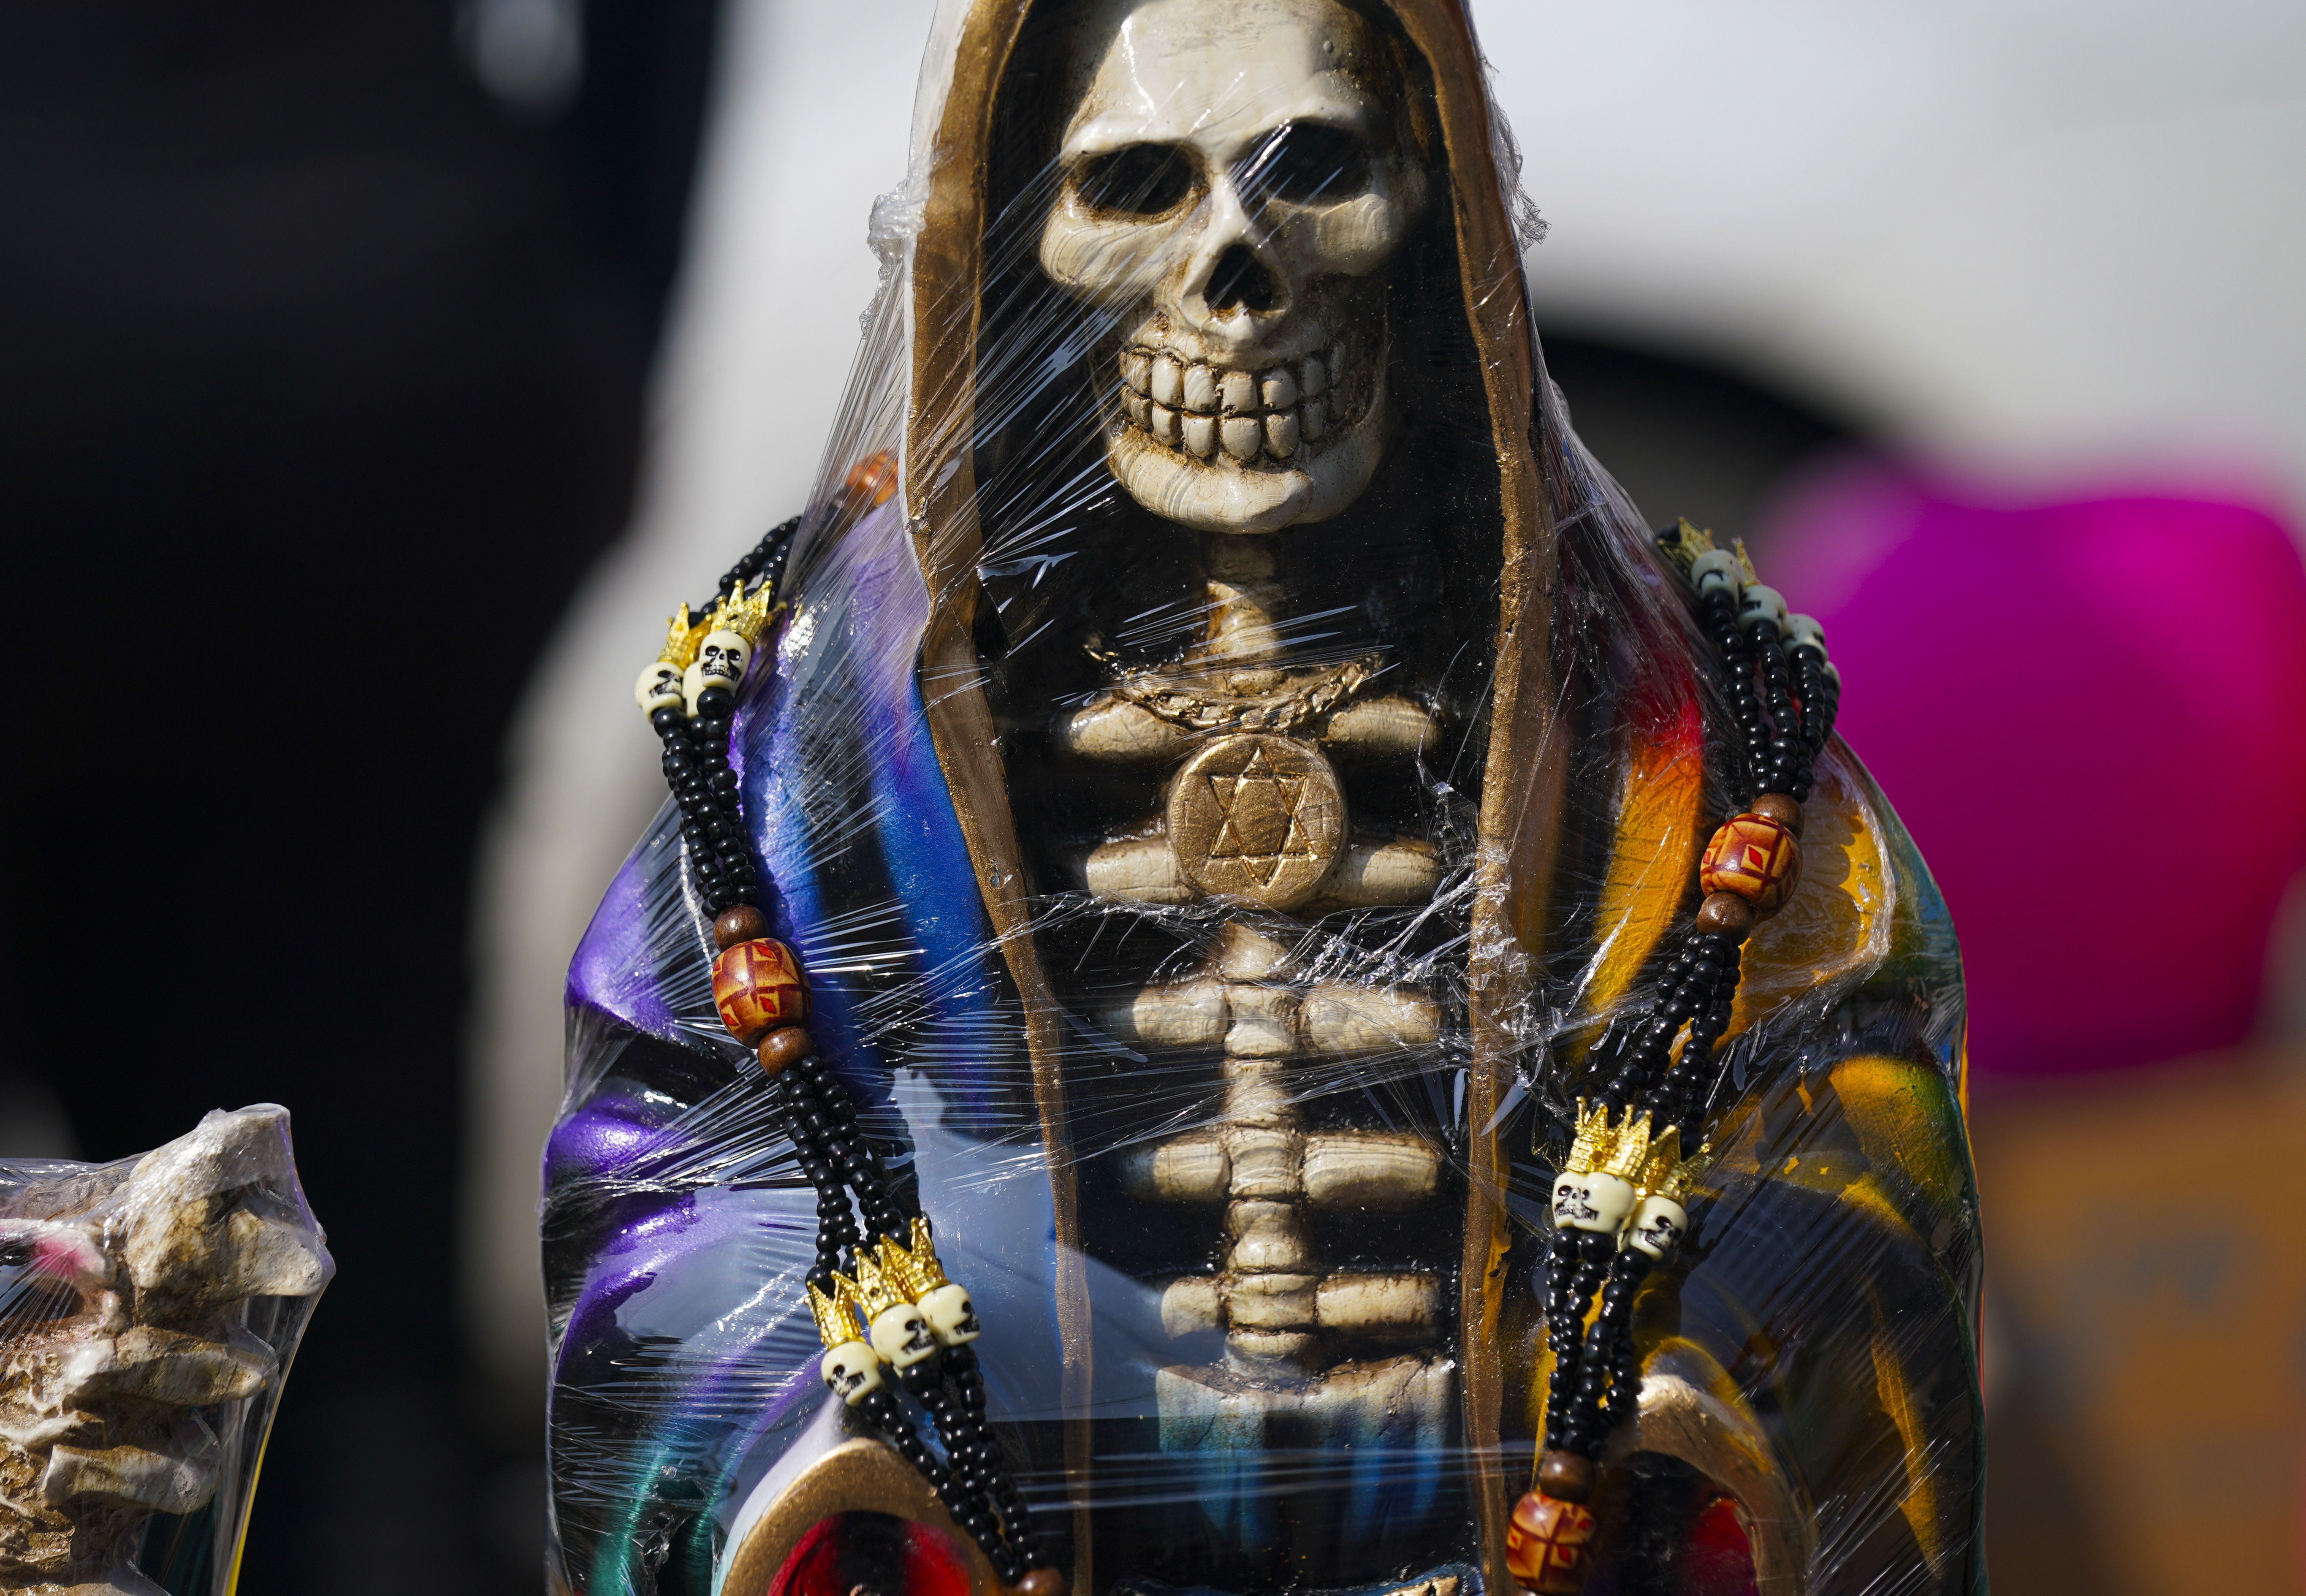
[546,4,1980,1594]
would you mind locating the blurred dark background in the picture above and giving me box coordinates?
[0,0,714,1586]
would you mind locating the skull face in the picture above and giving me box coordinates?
[697,630,750,687]
[1551,1171,1636,1235]
[869,1303,941,1369]
[1039,0,1427,535]
[920,1281,982,1346]
[633,660,684,713]
[820,1339,884,1405]
[1628,1195,1689,1260]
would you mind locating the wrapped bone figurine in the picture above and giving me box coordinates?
[0,1106,330,1596]
[550,3,1979,1595]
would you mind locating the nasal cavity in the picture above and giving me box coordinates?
[1205,245,1280,315]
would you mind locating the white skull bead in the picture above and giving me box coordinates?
[697,629,751,687]
[820,1339,884,1405]
[919,1281,982,1346]
[1551,1171,1636,1235]
[683,629,752,714]
[1627,1195,1689,1259]
[869,1303,940,1370]
[1690,549,1742,601]
[1736,583,1788,637]
[1039,0,1427,535]
[634,660,685,714]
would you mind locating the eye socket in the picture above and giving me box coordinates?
[1235,122,1373,206]
[1074,143,1198,217]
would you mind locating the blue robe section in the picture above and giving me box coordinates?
[551,505,1066,1594]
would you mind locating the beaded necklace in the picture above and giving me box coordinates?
[629,511,1833,1596]
[631,513,1058,1596]
[1506,523,1840,1594]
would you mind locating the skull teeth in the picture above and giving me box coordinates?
[1221,415,1262,462]
[1119,345,1345,465]
[1152,353,1184,407]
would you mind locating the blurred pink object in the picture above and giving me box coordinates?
[1765,459,2306,1080]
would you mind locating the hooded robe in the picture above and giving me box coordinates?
[546,4,1981,1595]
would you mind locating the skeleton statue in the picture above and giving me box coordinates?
[0,1108,329,1596]
[546,1,1982,1593]
[1027,4,1478,1553]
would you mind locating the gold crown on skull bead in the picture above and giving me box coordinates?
[1566,1099,1694,1187]
[1565,1098,1625,1176]
[656,603,710,668]
[807,1275,868,1349]
[877,1217,951,1301]
[849,1252,910,1318]
[1596,1109,1659,1183]
[708,577,781,647]
[1656,518,1718,579]
[1632,1124,1712,1205]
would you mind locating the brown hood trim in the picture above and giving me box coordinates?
[902,4,1558,1588]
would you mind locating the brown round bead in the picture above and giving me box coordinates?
[1698,812,1802,914]
[1507,1487,1598,1593]
[845,449,899,511]
[714,905,769,950]
[1693,891,1758,939]
[1536,1449,1597,1504]
[711,938,809,1042]
[757,1027,815,1075]
[1014,1569,1067,1596]
[1750,791,1803,836]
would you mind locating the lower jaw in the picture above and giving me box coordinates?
[1107,403,1389,534]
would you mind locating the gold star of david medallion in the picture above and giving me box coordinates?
[1165,733,1346,911]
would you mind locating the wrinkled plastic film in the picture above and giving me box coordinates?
[548,3,1977,1595]
[0,1107,331,1596]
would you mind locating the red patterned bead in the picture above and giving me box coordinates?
[711,939,809,1043]
[1698,811,1802,914]
[1506,1490,1597,1595]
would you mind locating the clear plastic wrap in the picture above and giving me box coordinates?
[546,3,1978,1594]
[0,1106,330,1596]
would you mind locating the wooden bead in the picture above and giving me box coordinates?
[845,450,899,510]
[1014,1569,1066,1596]
[1698,812,1801,915]
[711,938,809,1043]
[1536,1449,1596,1503]
[1693,891,1757,939]
[1505,1488,1597,1595]
[1750,791,1803,836]
[756,1027,814,1076]
[714,905,769,950]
